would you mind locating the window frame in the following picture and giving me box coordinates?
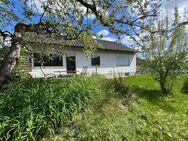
[91,55,100,66]
[116,55,130,67]
[33,53,63,67]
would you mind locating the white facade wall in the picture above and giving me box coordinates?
[29,47,136,77]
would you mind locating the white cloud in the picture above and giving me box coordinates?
[120,35,139,45]
[96,29,110,37]
[96,30,141,48]
[96,29,117,42]
[101,37,116,42]
[119,36,131,44]
[119,35,144,50]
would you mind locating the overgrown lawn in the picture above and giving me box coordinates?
[46,75,188,141]
[0,75,188,141]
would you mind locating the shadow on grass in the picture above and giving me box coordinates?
[133,86,176,113]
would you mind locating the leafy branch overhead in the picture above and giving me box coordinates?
[0,0,161,44]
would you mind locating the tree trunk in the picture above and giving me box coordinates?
[0,32,22,83]
[0,22,55,83]
[160,78,170,95]
[160,83,167,95]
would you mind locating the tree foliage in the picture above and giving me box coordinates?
[0,0,162,82]
[144,8,188,95]
[0,0,161,43]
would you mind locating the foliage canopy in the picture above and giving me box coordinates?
[144,8,188,95]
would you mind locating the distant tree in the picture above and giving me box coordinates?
[144,8,188,95]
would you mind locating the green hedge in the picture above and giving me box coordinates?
[0,76,104,140]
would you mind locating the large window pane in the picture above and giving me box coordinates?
[116,55,130,66]
[33,53,63,67]
[91,55,100,66]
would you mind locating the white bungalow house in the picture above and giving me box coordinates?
[24,33,136,77]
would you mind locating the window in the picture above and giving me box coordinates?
[33,53,63,67]
[91,55,100,66]
[116,55,130,66]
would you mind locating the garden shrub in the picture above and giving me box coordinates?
[0,76,103,140]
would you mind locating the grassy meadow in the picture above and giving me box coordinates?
[0,75,188,141]
[46,75,188,141]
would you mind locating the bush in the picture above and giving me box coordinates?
[0,76,103,140]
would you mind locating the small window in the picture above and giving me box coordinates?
[91,55,100,66]
[116,56,130,66]
[33,53,63,67]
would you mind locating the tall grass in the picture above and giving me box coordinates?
[50,75,188,141]
[0,76,104,140]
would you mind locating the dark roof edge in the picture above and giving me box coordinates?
[96,39,135,53]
